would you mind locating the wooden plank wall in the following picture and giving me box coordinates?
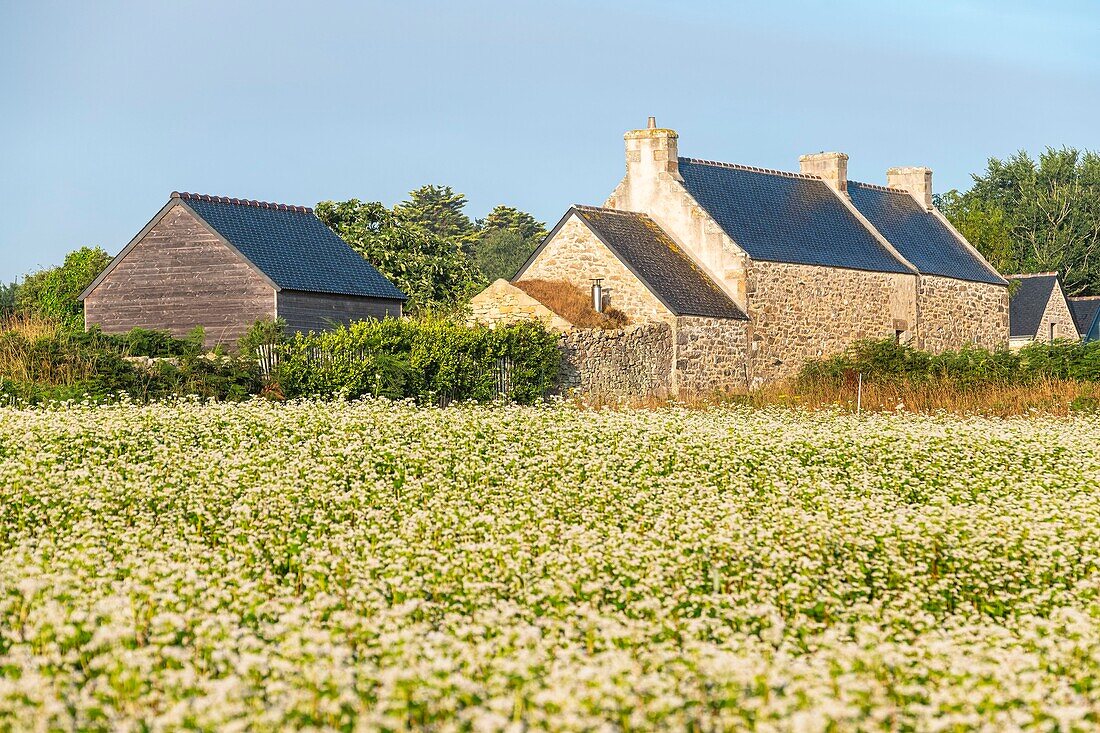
[277,290,402,333]
[84,205,275,348]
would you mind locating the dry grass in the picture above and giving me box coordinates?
[0,314,99,386]
[575,379,1100,417]
[514,279,629,329]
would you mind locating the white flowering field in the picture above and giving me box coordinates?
[2,400,1100,731]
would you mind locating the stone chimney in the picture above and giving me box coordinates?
[624,116,681,191]
[799,152,849,194]
[887,167,933,210]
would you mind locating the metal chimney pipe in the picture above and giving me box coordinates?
[591,278,604,313]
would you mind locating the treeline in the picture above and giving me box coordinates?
[936,147,1100,296]
[315,185,545,312]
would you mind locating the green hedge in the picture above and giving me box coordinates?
[800,338,1100,387]
[274,317,560,403]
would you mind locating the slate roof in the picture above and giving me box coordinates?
[542,206,747,320]
[677,159,913,275]
[177,193,404,300]
[1069,297,1100,340]
[847,183,1006,286]
[1007,273,1060,339]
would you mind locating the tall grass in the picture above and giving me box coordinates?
[0,314,100,385]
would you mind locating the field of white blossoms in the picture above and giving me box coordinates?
[2,400,1100,731]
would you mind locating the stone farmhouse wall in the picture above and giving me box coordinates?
[915,275,1009,352]
[469,279,572,332]
[745,260,916,385]
[519,216,673,323]
[1040,280,1079,342]
[559,324,674,399]
[674,316,750,395]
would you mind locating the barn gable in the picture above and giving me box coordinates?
[82,193,406,345]
[82,203,275,346]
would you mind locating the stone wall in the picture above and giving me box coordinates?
[468,279,572,331]
[674,316,750,395]
[519,215,672,323]
[1041,279,1080,342]
[745,260,916,385]
[558,323,673,400]
[915,275,1009,351]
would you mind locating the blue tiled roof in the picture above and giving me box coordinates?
[1007,273,1059,339]
[1069,297,1100,341]
[848,183,1005,286]
[677,159,912,275]
[180,194,405,300]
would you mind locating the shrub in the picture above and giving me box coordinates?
[275,317,560,403]
[800,337,1100,388]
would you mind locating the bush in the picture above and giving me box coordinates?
[275,317,560,403]
[0,322,260,404]
[16,247,111,329]
[800,337,1100,388]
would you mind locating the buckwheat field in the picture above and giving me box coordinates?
[3,400,1100,731]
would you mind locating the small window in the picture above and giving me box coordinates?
[1050,322,1056,342]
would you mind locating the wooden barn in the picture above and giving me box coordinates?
[79,192,405,347]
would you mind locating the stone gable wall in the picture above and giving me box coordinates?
[468,279,573,332]
[1039,280,1080,342]
[558,324,673,400]
[915,276,1009,351]
[745,260,916,385]
[519,216,672,324]
[674,317,750,395]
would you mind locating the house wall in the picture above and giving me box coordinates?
[558,323,674,400]
[277,290,401,334]
[1038,281,1080,342]
[468,279,572,331]
[519,215,672,323]
[83,204,274,348]
[746,260,916,385]
[914,276,1009,352]
[674,316,750,395]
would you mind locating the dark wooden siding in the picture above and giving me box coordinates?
[277,290,402,333]
[84,205,275,347]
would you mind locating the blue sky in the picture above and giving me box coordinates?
[2,0,1098,282]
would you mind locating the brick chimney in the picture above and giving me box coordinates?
[621,117,681,209]
[887,167,933,210]
[799,152,848,194]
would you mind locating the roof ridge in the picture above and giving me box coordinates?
[1006,271,1060,278]
[172,191,313,215]
[1070,295,1100,300]
[678,157,822,181]
[572,204,645,216]
[850,180,908,194]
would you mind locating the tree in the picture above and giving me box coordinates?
[477,205,547,242]
[469,205,547,282]
[314,199,481,312]
[0,281,19,319]
[394,185,477,249]
[470,228,536,282]
[17,246,111,329]
[939,147,1100,295]
[934,192,1016,274]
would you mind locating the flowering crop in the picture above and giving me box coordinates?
[1,400,1100,730]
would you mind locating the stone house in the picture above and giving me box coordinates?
[1070,297,1100,342]
[472,119,1008,393]
[80,192,405,347]
[1006,272,1079,348]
